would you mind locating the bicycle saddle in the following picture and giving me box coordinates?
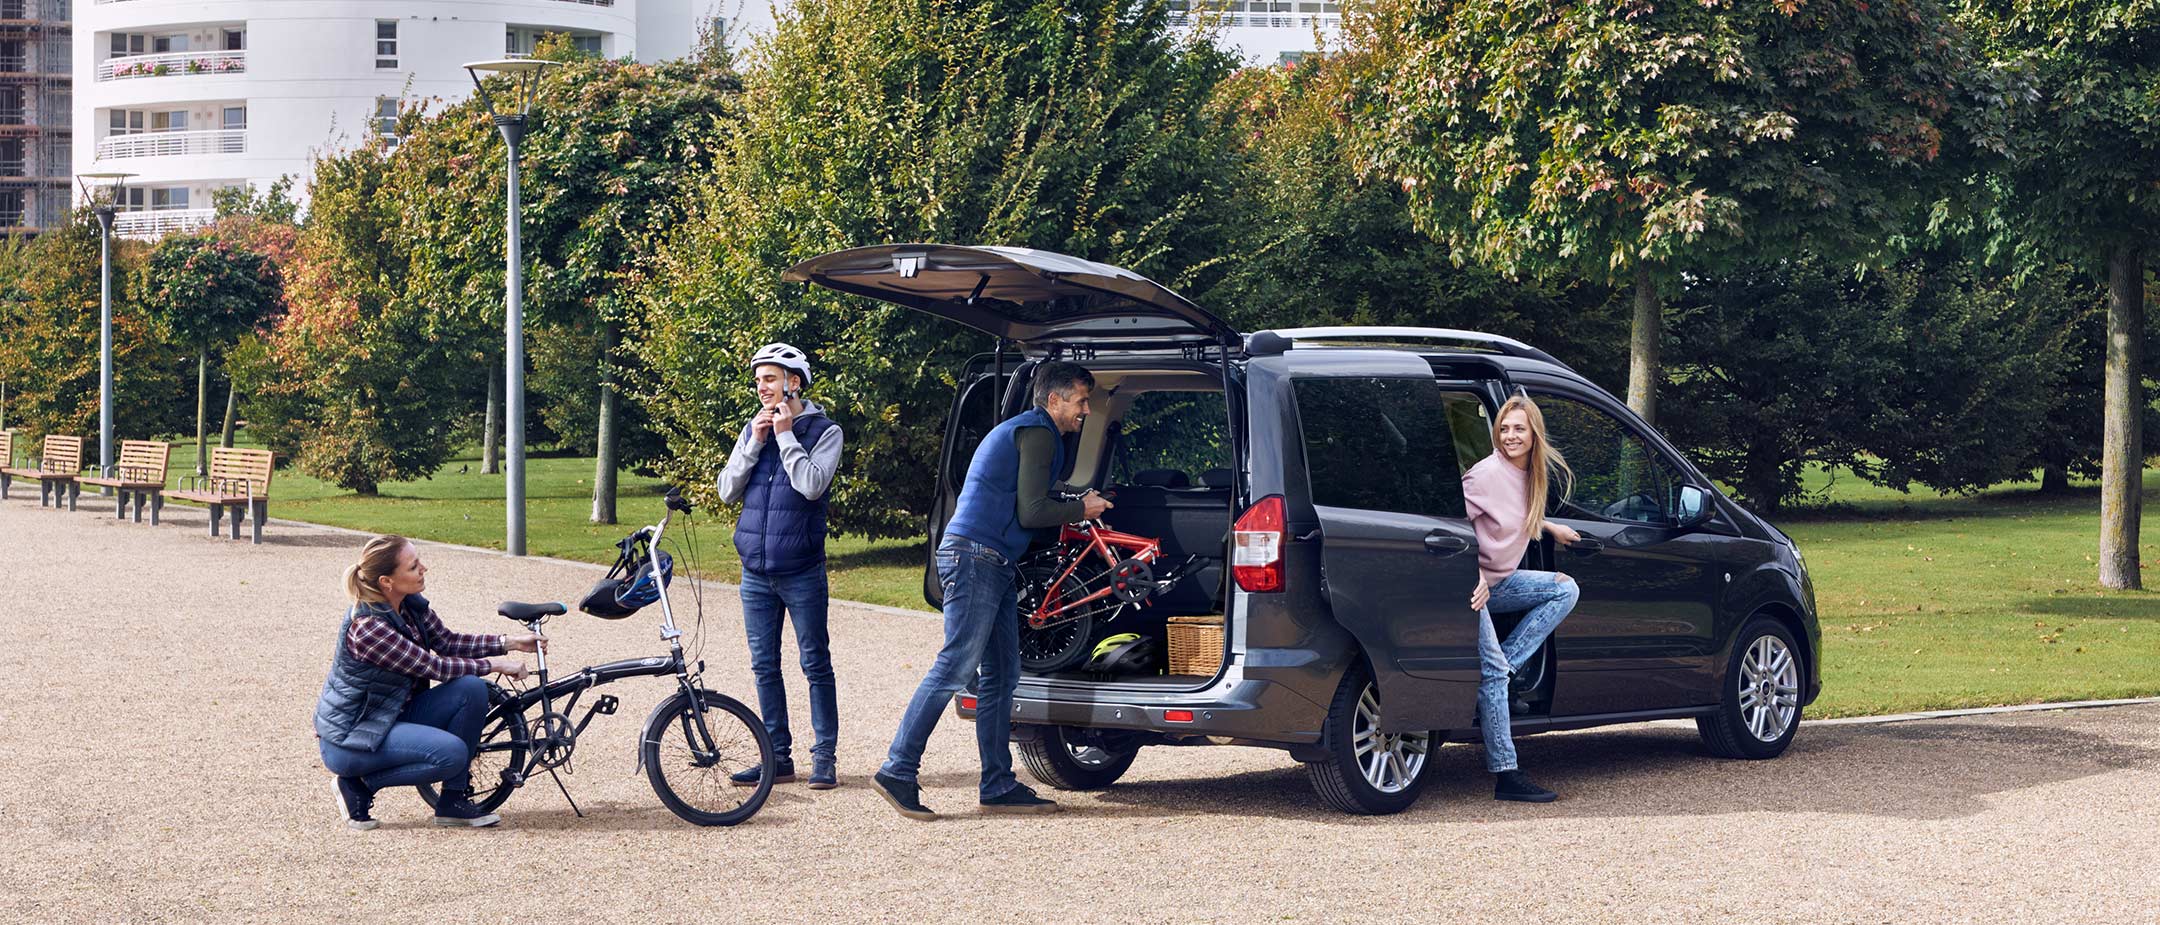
[498,600,567,622]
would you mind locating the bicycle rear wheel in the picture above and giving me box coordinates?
[418,692,530,812]
[641,688,773,827]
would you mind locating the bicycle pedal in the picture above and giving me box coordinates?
[594,695,619,715]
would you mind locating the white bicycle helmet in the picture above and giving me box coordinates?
[750,342,813,389]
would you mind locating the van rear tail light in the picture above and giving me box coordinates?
[958,695,978,711]
[1232,495,1286,593]
[1163,710,1196,723]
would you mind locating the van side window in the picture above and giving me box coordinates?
[1294,378,1473,518]
[946,375,1002,491]
[1114,390,1228,487]
[1531,392,1685,525]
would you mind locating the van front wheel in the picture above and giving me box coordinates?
[1305,665,1431,815]
[1017,724,1140,790]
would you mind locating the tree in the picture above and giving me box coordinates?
[1956,0,2160,588]
[1201,56,1631,388]
[1659,251,2077,511]
[1344,0,1988,424]
[135,232,281,476]
[626,0,1243,538]
[0,214,187,452]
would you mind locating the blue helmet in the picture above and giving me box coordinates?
[614,549,674,611]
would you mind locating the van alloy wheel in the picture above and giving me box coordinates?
[1352,684,1429,794]
[1739,635,1801,743]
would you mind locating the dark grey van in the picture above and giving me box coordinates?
[785,244,1821,814]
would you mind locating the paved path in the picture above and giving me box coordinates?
[4,494,2156,924]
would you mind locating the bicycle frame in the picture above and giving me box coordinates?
[1026,520,1164,629]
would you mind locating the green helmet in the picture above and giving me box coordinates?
[1085,633,1158,675]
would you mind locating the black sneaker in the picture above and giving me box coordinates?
[980,783,1061,815]
[807,758,838,791]
[1494,770,1558,803]
[432,789,503,827]
[731,762,795,787]
[872,771,936,821]
[335,776,378,831]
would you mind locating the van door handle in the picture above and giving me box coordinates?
[1423,533,1470,556]
[1567,538,1605,556]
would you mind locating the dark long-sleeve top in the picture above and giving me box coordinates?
[1015,426,1086,529]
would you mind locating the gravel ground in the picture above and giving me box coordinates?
[5,493,2157,925]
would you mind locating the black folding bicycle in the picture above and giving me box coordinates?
[417,489,777,826]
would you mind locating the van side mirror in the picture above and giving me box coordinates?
[1674,486,1712,529]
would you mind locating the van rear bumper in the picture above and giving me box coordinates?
[952,676,1325,746]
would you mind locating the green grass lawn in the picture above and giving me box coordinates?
[161,440,2160,717]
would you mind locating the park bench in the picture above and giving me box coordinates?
[167,447,275,544]
[0,434,85,510]
[79,440,173,524]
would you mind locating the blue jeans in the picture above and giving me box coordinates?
[1477,570,1580,772]
[880,535,1021,800]
[740,562,837,767]
[318,675,490,792]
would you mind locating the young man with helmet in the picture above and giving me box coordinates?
[874,360,1112,820]
[716,342,845,790]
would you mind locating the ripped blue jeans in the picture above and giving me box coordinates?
[1477,569,1580,772]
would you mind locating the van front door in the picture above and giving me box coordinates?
[1295,374,1494,733]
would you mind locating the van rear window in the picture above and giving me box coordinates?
[1294,378,1484,518]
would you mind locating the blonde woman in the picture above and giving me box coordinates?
[312,535,542,830]
[1461,396,1581,803]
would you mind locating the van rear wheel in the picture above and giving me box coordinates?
[1305,664,1431,815]
[1017,725,1140,790]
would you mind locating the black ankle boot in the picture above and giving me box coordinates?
[1494,770,1558,803]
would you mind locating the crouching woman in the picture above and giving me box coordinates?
[313,535,540,830]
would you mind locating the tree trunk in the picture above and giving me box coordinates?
[591,325,619,525]
[482,369,502,475]
[195,348,209,478]
[2040,463,2070,494]
[2098,244,2145,590]
[220,381,239,448]
[1626,264,1662,426]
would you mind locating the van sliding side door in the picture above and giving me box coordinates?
[923,354,1022,608]
[1296,372,1493,733]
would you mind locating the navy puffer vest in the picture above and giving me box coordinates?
[733,411,836,576]
[313,601,425,751]
[943,407,1066,563]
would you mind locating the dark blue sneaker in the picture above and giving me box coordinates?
[873,771,936,821]
[335,776,377,831]
[432,789,502,827]
[980,783,1060,815]
[807,758,838,791]
[731,761,795,787]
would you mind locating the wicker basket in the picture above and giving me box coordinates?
[1165,615,1226,677]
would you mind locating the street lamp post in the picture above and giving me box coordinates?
[464,58,558,557]
[78,172,134,486]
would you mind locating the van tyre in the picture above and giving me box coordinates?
[1017,724,1140,790]
[1305,664,1431,815]
[1698,617,1804,760]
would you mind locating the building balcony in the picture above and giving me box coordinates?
[96,128,246,159]
[114,206,215,238]
[97,50,246,81]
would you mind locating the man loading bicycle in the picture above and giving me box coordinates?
[874,361,1111,820]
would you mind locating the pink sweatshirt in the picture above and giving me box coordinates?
[1461,452,1532,588]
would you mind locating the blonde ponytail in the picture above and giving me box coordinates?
[345,535,411,604]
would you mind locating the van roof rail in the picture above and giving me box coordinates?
[1249,327,1575,373]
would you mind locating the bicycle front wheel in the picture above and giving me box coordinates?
[641,688,773,827]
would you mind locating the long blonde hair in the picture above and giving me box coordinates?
[344,535,412,605]
[1491,396,1572,537]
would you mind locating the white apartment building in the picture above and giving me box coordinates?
[74,0,1329,238]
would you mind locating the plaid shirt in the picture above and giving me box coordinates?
[346,596,504,682]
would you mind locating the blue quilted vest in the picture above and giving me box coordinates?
[733,411,836,576]
[312,600,426,751]
[944,406,1066,562]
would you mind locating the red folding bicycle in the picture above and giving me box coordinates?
[1016,492,1201,672]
